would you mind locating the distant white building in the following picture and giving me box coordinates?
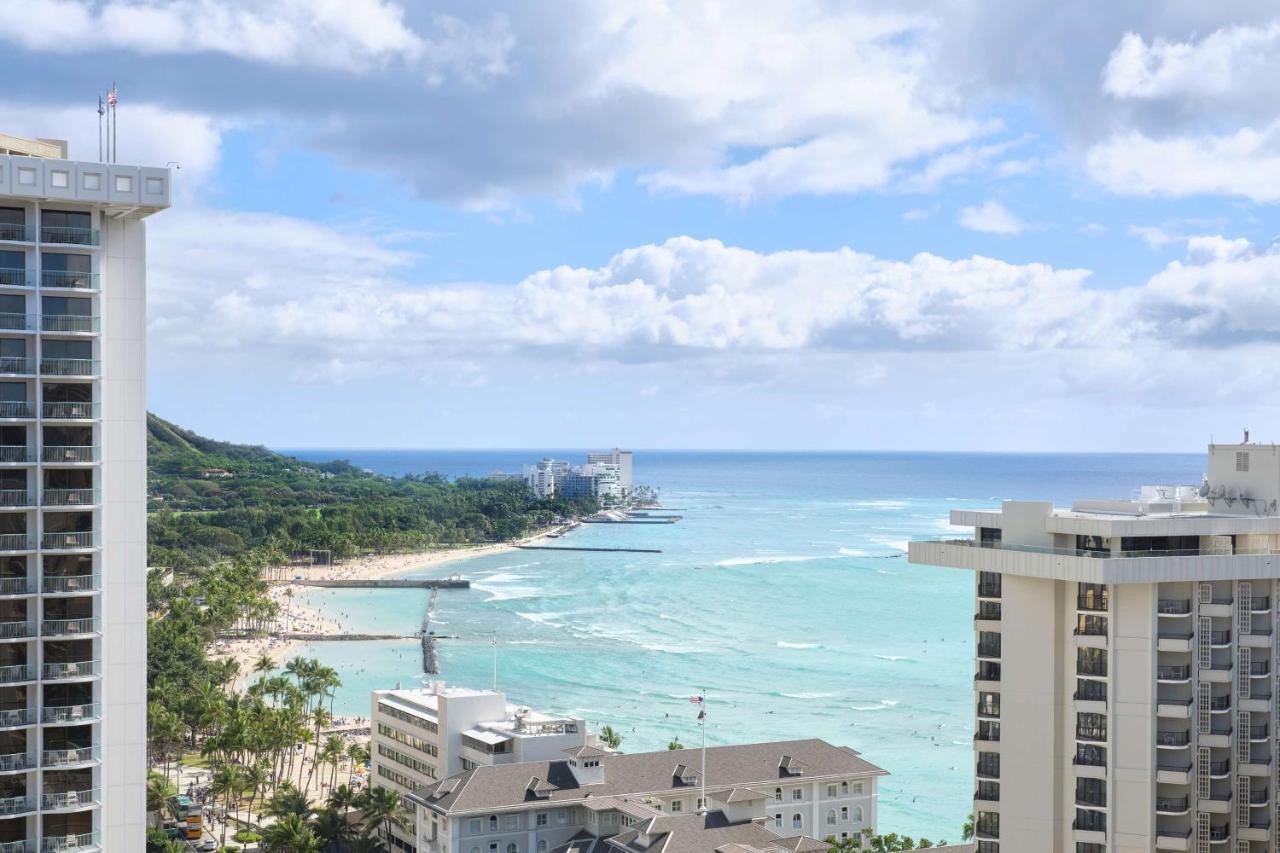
[523,460,571,499]
[587,449,633,494]
[371,683,592,850]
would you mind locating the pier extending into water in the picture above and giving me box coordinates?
[280,632,418,641]
[516,545,662,554]
[291,577,470,589]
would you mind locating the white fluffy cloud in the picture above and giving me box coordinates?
[1103,24,1280,106]
[147,210,1280,388]
[958,201,1026,235]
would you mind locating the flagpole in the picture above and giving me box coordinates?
[111,82,117,163]
[97,95,103,162]
[699,690,707,816]
[492,632,498,691]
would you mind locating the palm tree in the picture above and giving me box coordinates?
[599,725,623,751]
[254,654,278,675]
[961,812,974,841]
[146,771,177,820]
[264,783,314,822]
[328,784,358,840]
[667,737,682,750]
[358,786,410,843]
[264,812,322,853]
[346,742,369,786]
[319,734,345,791]
[209,762,242,849]
[312,806,347,850]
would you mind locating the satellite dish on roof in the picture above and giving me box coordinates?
[1199,480,1211,498]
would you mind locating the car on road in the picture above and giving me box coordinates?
[197,839,217,852]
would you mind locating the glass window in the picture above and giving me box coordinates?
[114,175,132,192]
[537,844,546,853]
[853,806,863,822]
[773,814,781,829]
[840,807,848,820]
[50,171,68,189]
[791,814,802,830]
[774,788,781,801]
[488,817,497,831]
[82,174,101,191]
[670,800,682,813]
[506,844,517,853]
[827,785,837,797]
[792,788,802,801]
[535,813,547,827]
[504,816,517,832]
[41,211,90,230]
[145,176,164,194]
[826,810,836,825]
[16,169,34,187]
[469,819,481,835]
[40,253,91,274]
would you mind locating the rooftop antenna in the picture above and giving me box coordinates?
[1244,428,1250,444]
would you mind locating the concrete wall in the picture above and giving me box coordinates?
[100,215,149,852]
[1110,583,1157,851]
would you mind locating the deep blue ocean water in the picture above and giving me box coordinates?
[280,449,1204,841]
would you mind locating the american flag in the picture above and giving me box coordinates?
[107,84,117,108]
[688,695,703,705]
[97,95,104,117]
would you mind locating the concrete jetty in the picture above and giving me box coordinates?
[280,632,418,641]
[291,578,470,589]
[515,545,662,554]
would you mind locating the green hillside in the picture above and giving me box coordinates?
[145,413,591,570]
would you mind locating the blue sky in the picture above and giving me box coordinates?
[6,1,1280,451]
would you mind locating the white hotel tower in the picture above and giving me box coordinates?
[0,133,170,852]
[910,437,1280,853]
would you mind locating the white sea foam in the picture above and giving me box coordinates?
[853,500,909,509]
[850,699,899,712]
[875,569,899,575]
[776,641,821,650]
[780,691,839,699]
[868,537,910,553]
[715,554,827,567]
[514,611,566,628]
[838,547,869,557]
[875,654,910,662]
[481,572,531,583]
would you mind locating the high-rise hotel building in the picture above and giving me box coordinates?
[910,438,1280,853]
[0,133,169,852]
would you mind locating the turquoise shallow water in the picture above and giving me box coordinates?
[285,450,1204,841]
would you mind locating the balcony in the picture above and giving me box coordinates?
[1157,665,1191,682]
[1250,725,1269,741]
[0,493,30,511]
[1252,661,1271,677]
[1077,595,1109,612]
[40,316,98,335]
[974,781,999,802]
[0,577,32,597]
[1077,662,1108,677]
[41,788,98,811]
[0,534,34,553]
[1207,760,1230,778]
[0,359,32,377]
[0,269,28,289]
[1075,682,1108,702]
[41,745,99,768]
[1249,787,1268,805]
[0,315,32,334]
[40,491,98,508]
[42,576,97,595]
[974,601,1001,620]
[0,794,31,817]
[976,761,1000,780]
[39,226,99,247]
[0,224,32,243]
[977,583,1001,598]
[1076,726,1107,743]
[0,843,32,853]
[41,618,99,637]
[0,664,33,685]
[38,360,98,378]
[0,621,32,640]
[41,660,98,681]
[39,271,97,291]
[1074,745,1106,767]
[1156,730,1190,747]
[41,704,100,725]
[0,707,31,728]
[1156,796,1189,814]
[1252,596,1272,612]
[40,831,99,852]
[0,752,32,772]
[40,403,97,421]
[0,403,30,421]
[40,447,98,465]
[0,448,31,465]
[40,531,97,550]
[1072,813,1106,833]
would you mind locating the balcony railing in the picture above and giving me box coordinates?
[42,703,100,724]
[40,531,98,550]
[41,446,99,464]
[1077,595,1109,612]
[1074,745,1106,767]
[0,621,31,639]
[975,781,999,801]
[0,752,31,772]
[42,617,99,637]
[42,788,99,810]
[928,537,1280,560]
[0,793,31,816]
[1250,725,1270,740]
[977,642,1001,658]
[1073,813,1106,832]
[41,490,98,508]
[1158,599,1191,614]
[1209,630,1231,645]
[0,269,30,288]
[40,316,99,334]
[0,447,31,464]
[1077,662,1108,677]
[976,761,1000,779]
[39,226,99,247]
[42,575,97,595]
[39,360,98,378]
[39,271,98,291]
[0,576,33,595]
[1252,661,1271,676]
[40,830,100,852]
[0,707,31,727]
[1250,787,1269,805]
[0,665,33,685]
[41,402,97,420]
[1253,596,1272,611]
[0,492,30,509]
[41,659,98,680]
[0,534,33,552]
[1157,665,1191,680]
[41,745,99,767]
[0,224,32,243]
[0,839,32,853]
[1156,730,1190,746]
[0,402,32,419]
[975,601,1001,620]
[0,358,33,375]
[1156,796,1189,812]
[1076,726,1107,742]
[1208,695,1231,711]
[0,314,33,332]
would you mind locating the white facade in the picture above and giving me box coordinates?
[371,683,589,849]
[586,450,632,495]
[0,138,169,852]
[909,440,1280,853]
[523,460,569,500]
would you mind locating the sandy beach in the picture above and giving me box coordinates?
[209,527,567,680]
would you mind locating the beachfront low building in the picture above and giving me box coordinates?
[371,683,592,850]
[407,738,885,853]
[909,437,1280,852]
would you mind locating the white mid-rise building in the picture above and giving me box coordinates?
[372,683,591,850]
[0,133,169,851]
[523,460,570,500]
[909,437,1280,853]
[586,450,632,495]
[410,738,884,853]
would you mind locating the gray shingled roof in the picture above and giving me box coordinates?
[601,811,825,853]
[419,739,886,814]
